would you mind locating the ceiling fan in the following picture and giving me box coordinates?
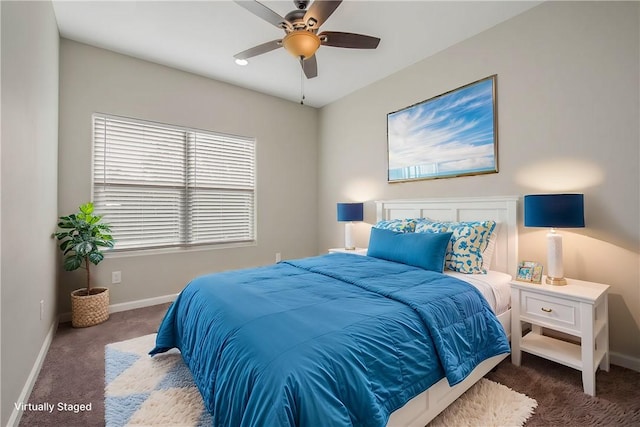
[234,0,381,79]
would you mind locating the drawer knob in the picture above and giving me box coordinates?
[541,307,553,313]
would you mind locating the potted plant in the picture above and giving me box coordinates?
[55,202,115,327]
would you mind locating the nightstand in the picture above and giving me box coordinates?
[328,248,368,256]
[510,277,610,396]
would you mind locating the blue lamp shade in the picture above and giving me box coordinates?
[524,194,585,228]
[337,203,364,222]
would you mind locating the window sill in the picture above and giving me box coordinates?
[103,240,257,259]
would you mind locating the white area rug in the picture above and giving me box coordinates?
[105,334,211,426]
[428,378,537,427]
[105,334,537,427]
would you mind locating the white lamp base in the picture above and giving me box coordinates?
[546,229,567,286]
[344,222,355,250]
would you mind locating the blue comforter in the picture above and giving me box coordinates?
[151,253,509,427]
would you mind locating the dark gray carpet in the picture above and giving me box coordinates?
[19,303,640,426]
[486,352,640,426]
[19,304,170,427]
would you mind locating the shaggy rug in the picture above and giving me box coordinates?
[105,334,537,427]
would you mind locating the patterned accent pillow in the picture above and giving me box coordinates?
[414,220,449,233]
[415,220,497,274]
[373,218,420,233]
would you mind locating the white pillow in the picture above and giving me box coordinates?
[482,233,497,271]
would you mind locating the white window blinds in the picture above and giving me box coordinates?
[93,114,256,251]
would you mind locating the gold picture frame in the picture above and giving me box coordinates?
[516,261,543,284]
[387,75,498,182]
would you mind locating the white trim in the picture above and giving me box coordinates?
[107,293,178,314]
[104,240,257,259]
[610,351,640,373]
[59,293,178,323]
[6,319,58,427]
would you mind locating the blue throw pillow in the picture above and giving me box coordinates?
[367,227,453,272]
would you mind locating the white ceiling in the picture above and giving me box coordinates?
[52,1,541,108]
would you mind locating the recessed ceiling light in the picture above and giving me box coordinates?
[235,58,248,66]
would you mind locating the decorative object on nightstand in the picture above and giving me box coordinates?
[524,194,585,285]
[516,261,543,284]
[510,277,609,396]
[337,202,364,250]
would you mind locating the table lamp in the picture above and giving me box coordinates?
[524,194,585,285]
[337,202,364,250]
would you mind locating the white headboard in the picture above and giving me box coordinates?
[375,196,519,277]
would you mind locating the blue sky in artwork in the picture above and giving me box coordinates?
[388,78,495,178]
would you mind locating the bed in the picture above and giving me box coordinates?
[151,196,519,427]
[379,196,518,426]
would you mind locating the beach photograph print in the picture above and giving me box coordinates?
[387,75,498,182]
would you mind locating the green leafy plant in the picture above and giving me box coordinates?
[55,202,114,295]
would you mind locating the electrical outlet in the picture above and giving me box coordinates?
[112,271,122,284]
[275,252,281,263]
[40,300,44,320]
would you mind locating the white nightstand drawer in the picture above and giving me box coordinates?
[520,290,581,333]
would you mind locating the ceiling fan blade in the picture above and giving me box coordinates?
[304,1,342,29]
[302,55,318,79]
[234,1,290,30]
[234,39,282,60]
[319,31,380,49]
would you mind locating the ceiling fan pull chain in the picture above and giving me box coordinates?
[300,56,305,105]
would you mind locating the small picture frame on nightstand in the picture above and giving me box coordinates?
[516,261,543,284]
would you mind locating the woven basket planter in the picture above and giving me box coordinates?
[70,287,110,328]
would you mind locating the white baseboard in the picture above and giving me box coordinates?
[110,293,178,312]
[611,351,640,373]
[7,319,58,427]
[58,293,178,323]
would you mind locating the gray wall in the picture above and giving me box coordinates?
[318,1,640,361]
[58,40,319,312]
[3,3,639,421]
[1,1,60,425]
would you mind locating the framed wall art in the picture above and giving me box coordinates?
[387,75,498,182]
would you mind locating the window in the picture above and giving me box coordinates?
[92,114,256,251]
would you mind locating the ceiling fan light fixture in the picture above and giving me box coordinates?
[234,58,249,66]
[282,31,320,59]
[234,0,381,79]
